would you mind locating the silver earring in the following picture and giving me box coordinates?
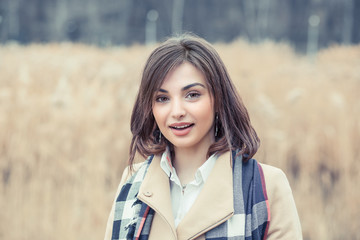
[153,128,162,144]
[215,114,219,137]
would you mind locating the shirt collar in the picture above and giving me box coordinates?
[196,153,218,183]
[160,147,174,178]
[159,147,218,185]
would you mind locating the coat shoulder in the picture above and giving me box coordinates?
[259,163,303,239]
[103,160,148,240]
[260,164,291,195]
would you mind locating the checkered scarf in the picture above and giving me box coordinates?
[111,151,270,240]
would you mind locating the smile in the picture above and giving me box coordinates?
[170,124,194,129]
[169,123,194,136]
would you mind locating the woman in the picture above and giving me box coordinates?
[105,34,302,240]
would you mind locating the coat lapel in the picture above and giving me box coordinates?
[137,155,177,240]
[137,151,234,240]
[176,151,234,239]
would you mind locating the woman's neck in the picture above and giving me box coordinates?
[172,144,210,185]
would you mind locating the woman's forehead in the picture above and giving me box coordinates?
[158,62,206,90]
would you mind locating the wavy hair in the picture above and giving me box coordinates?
[129,33,259,167]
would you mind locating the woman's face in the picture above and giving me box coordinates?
[152,62,215,153]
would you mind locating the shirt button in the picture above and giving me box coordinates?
[143,191,153,197]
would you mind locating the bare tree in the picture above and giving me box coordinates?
[342,0,354,44]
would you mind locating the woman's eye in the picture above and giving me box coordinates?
[155,96,169,103]
[186,92,201,99]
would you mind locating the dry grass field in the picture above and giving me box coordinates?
[0,40,359,240]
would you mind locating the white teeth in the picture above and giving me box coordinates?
[173,124,190,129]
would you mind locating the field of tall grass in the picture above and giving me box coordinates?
[0,40,359,240]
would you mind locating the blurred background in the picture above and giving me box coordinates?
[0,0,359,240]
[1,0,360,51]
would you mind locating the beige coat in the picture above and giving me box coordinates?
[104,152,302,240]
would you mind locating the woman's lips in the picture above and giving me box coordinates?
[169,123,194,136]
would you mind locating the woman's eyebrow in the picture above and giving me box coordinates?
[182,83,206,91]
[158,83,205,93]
[158,89,168,93]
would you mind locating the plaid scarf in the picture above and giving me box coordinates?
[111,151,270,240]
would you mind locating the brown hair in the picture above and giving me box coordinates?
[129,33,259,166]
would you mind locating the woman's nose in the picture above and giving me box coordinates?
[171,99,186,119]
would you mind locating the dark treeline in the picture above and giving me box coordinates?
[0,0,359,52]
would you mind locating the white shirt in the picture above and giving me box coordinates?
[160,148,218,227]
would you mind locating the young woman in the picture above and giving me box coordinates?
[104,34,302,240]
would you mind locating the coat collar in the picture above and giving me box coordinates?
[137,151,234,239]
